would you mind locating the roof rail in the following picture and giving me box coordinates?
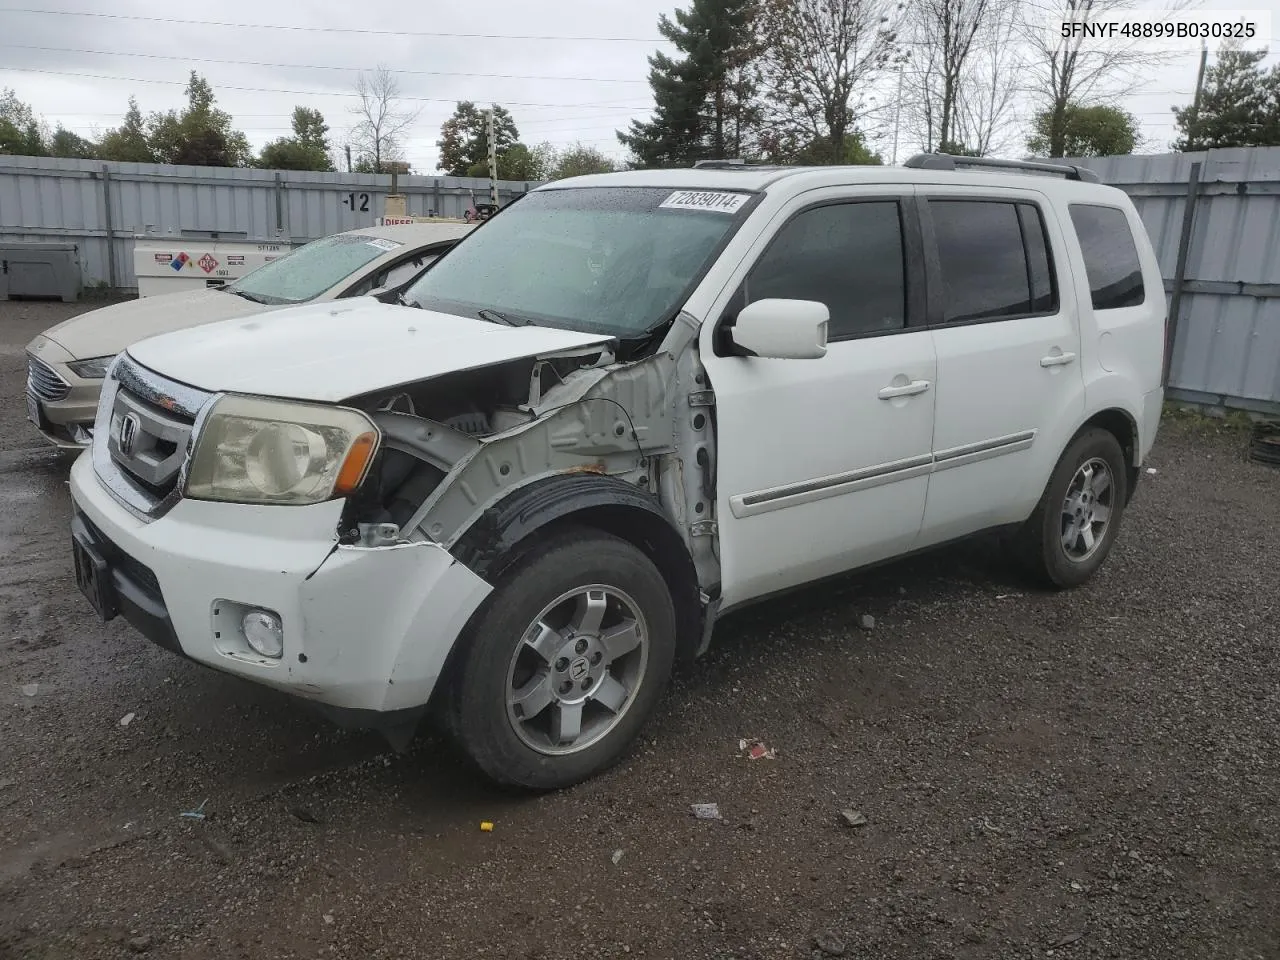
[903,152,1100,183]
[692,158,748,169]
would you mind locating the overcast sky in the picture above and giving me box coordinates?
[1,0,1277,172]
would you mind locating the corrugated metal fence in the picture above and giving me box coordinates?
[1070,147,1280,414]
[0,156,541,291]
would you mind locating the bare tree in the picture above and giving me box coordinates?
[758,0,907,162]
[1021,0,1191,156]
[951,10,1021,154]
[905,0,1018,153]
[347,65,419,173]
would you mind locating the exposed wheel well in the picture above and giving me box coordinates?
[448,478,704,668]
[1081,408,1139,503]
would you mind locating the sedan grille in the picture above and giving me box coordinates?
[27,355,70,402]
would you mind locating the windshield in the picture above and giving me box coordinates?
[402,186,754,337]
[226,233,401,304]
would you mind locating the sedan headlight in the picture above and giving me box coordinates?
[185,395,379,506]
[67,355,116,379]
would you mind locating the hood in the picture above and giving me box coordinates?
[41,287,270,359]
[125,299,616,402]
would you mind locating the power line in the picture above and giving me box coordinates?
[0,67,651,110]
[0,7,667,43]
[0,44,650,85]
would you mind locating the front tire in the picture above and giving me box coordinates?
[1014,427,1129,589]
[446,527,677,790]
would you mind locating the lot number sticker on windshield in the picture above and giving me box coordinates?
[366,237,402,251]
[659,191,749,214]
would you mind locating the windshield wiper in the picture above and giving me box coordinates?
[227,289,269,304]
[477,308,533,327]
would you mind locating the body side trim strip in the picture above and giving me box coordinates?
[727,429,1037,518]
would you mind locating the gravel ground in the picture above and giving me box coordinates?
[2,301,1277,960]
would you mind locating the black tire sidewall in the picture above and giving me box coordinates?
[1038,428,1129,587]
[450,529,677,790]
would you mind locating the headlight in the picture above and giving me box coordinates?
[67,355,116,379]
[184,394,379,506]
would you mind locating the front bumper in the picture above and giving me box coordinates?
[68,451,492,716]
[24,337,104,449]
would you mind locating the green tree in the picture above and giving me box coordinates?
[49,127,97,159]
[787,132,883,165]
[937,140,982,157]
[259,106,333,170]
[437,102,519,177]
[147,73,252,167]
[353,157,412,174]
[0,88,46,156]
[548,143,617,180]
[97,97,155,163]
[618,0,762,168]
[1027,103,1139,157]
[1173,47,1280,151]
[465,141,545,180]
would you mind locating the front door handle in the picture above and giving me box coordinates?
[1040,351,1077,367]
[878,379,931,400]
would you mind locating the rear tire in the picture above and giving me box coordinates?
[1013,428,1129,589]
[446,527,676,790]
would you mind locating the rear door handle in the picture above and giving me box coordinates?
[878,379,931,400]
[1040,352,1077,367]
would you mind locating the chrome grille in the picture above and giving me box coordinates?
[92,355,212,522]
[27,355,70,402]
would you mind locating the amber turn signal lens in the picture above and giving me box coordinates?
[334,431,378,495]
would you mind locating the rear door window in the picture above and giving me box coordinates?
[1068,204,1146,310]
[929,199,1057,323]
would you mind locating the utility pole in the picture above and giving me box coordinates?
[891,55,908,165]
[486,106,498,208]
[345,144,352,173]
[1189,40,1209,147]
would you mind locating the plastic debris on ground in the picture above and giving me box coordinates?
[611,848,624,865]
[21,683,38,697]
[839,808,868,828]
[180,799,209,820]
[738,738,778,760]
[119,712,136,727]
[691,803,722,820]
[479,821,494,832]
[1147,467,1158,475]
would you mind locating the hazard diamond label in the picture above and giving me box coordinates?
[170,252,190,272]
[197,253,219,274]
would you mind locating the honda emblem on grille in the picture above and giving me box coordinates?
[118,413,141,456]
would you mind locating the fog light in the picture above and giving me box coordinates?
[242,610,284,658]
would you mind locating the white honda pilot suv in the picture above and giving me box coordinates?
[68,155,1166,790]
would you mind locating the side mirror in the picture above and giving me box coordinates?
[729,298,829,359]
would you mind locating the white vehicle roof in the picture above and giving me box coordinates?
[538,161,1132,206]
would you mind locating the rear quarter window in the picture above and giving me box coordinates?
[1068,204,1146,310]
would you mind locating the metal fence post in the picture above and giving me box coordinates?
[99,163,118,291]
[274,172,284,236]
[1165,160,1202,389]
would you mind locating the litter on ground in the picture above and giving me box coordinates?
[738,738,778,760]
[839,808,868,828]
